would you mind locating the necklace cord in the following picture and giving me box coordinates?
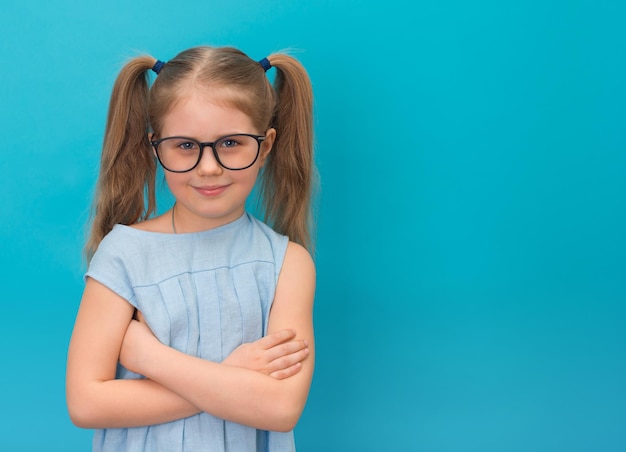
[171,203,177,234]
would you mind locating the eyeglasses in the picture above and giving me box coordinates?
[150,133,266,172]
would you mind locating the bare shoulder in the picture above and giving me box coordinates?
[282,241,316,282]
[273,241,316,312]
[269,241,316,334]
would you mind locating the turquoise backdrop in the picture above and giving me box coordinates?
[1,1,624,450]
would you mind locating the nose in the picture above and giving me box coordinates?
[196,146,223,176]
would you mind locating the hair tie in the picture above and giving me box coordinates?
[152,60,165,75]
[258,57,271,72]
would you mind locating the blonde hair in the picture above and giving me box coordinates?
[86,46,315,259]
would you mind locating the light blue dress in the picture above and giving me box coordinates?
[85,212,295,452]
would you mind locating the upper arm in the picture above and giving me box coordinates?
[266,241,316,412]
[66,278,135,416]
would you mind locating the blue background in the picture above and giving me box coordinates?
[1,1,625,450]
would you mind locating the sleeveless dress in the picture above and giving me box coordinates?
[85,212,295,452]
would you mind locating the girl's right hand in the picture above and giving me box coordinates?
[223,329,309,380]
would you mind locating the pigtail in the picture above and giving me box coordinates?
[262,54,316,252]
[85,56,157,260]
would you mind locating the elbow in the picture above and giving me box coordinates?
[67,400,98,429]
[66,391,101,429]
[268,397,306,432]
[67,404,92,429]
[262,376,312,432]
[274,418,299,433]
[269,414,299,433]
[272,415,298,433]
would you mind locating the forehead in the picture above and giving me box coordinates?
[161,87,256,138]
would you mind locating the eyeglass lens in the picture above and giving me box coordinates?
[155,134,261,172]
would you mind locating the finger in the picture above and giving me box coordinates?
[265,339,308,362]
[266,346,310,373]
[269,362,302,380]
[258,329,297,350]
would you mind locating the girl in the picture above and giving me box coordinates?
[66,46,316,451]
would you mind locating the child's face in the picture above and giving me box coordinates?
[157,88,275,232]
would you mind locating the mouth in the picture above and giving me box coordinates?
[193,184,229,197]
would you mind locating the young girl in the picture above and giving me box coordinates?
[66,46,316,451]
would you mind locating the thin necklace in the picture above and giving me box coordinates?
[171,203,177,234]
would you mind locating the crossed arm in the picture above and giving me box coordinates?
[66,241,315,432]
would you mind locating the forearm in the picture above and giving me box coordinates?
[138,342,312,432]
[67,376,201,429]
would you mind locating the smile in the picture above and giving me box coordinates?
[193,184,229,197]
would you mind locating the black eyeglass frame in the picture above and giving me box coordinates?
[150,133,267,172]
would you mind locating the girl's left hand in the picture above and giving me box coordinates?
[223,329,309,379]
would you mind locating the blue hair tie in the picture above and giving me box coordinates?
[152,60,165,75]
[258,57,271,72]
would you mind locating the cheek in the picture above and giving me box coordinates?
[163,173,187,194]
[228,168,261,198]
[240,166,261,187]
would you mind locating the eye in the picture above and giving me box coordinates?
[219,137,241,148]
[177,140,198,151]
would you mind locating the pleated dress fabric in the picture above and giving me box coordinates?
[85,213,295,452]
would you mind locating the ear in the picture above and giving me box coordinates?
[258,128,276,167]
[148,133,157,157]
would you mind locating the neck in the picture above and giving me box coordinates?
[169,203,246,234]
